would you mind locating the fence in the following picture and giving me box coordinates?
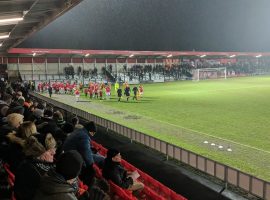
[30,91,270,200]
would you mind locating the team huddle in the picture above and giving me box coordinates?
[37,81,144,102]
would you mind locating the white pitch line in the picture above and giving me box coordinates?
[54,93,270,154]
[150,117,270,154]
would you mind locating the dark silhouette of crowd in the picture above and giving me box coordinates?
[0,79,135,200]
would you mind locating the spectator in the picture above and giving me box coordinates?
[5,121,37,171]
[0,113,24,147]
[0,93,12,118]
[33,150,83,200]
[63,121,104,186]
[14,133,56,200]
[102,149,144,194]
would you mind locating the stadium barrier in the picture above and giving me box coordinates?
[30,91,270,200]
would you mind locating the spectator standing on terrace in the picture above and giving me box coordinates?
[33,150,83,200]
[62,121,104,186]
[102,149,144,194]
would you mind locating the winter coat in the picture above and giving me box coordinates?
[102,159,133,189]
[63,128,94,167]
[33,170,77,200]
[14,158,55,200]
[4,132,25,172]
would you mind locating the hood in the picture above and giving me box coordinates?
[6,132,25,146]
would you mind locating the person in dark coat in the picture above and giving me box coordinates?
[4,121,38,172]
[33,150,83,200]
[117,88,122,102]
[102,149,144,193]
[48,86,53,98]
[102,149,133,189]
[62,121,104,186]
[14,133,56,200]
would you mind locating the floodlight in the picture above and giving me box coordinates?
[200,55,206,58]
[85,53,90,57]
[167,54,172,58]
[0,17,23,25]
[129,54,134,57]
[0,34,9,39]
[256,55,262,58]
[229,55,236,58]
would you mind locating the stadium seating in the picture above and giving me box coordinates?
[3,164,16,200]
[92,141,187,200]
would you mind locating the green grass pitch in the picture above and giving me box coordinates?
[48,76,270,181]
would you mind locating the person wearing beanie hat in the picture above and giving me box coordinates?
[56,150,83,180]
[14,133,56,200]
[33,151,83,200]
[62,121,104,186]
[102,149,144,194]
[33,108,44,119]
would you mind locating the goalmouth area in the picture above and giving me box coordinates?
[43,76,270,182]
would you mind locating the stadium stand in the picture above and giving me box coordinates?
[92,141,187,200]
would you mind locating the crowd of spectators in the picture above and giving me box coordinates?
[0,79,144,200]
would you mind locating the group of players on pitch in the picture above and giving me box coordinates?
[38,81,144,102]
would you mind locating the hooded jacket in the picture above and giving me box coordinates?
[33,170,77,200]
[102,158,133,189]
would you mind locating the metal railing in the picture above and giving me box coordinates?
[30,91,270,200]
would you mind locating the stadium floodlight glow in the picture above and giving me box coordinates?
[167,54,172,58]
[256,55,262,58]
[200,55,206,58]
[0,17,23,24]
[129,54,134,57]
[229,55,236,58]
[0,34,9,39]
[85,53,90,57]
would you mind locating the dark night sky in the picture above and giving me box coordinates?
[18,0,270,52]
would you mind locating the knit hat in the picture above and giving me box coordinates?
[53,111,65,126]
[16,91,22,97]
[56,150,83,180]
[33,109,44,118]
[106,148,120,160]
[43,109,53,118]
[84,121,97,133]
[23,133,56,157]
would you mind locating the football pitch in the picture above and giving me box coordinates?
[48,76,270,181]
